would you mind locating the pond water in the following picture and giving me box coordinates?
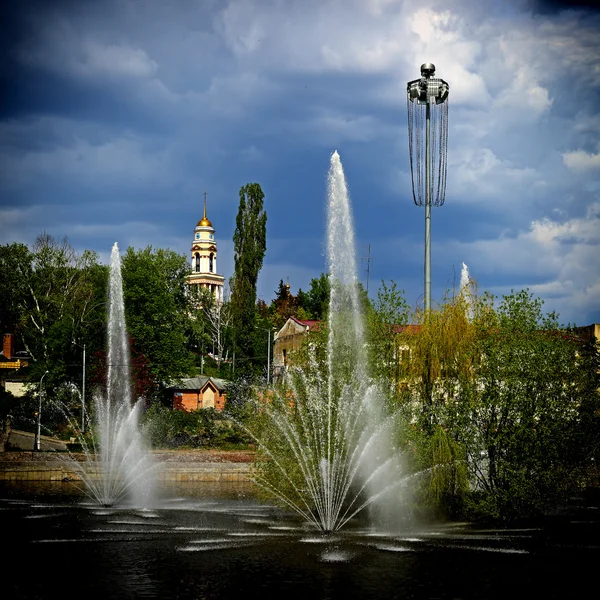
[2,481,598,599]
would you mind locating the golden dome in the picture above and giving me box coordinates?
[196,193,213,228]
[197,216,213,228]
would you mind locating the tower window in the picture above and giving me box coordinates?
[195,252,201,273]
[209,253,214,273]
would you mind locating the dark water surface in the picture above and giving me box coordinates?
[1,481,598,599]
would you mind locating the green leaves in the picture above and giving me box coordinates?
[230,183,267,377]
[121,246,195,384]
[397,287,599,520]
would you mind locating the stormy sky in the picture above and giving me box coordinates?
[1,0,599,324]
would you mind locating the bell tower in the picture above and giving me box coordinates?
[186,192,225,303]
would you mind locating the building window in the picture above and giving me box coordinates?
[195,252,201,273]
[209,253,214,273]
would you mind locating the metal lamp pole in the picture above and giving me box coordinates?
[34,370,49,452]
[407,63,449,314]
[255,326,276,386]
[424,97,431,313]
[81,344,86,433]
[73,340,87,434]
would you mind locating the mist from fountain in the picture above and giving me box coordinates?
[248,151,411,533]
[63,243,159,507]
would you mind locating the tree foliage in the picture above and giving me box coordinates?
[230,183,267,377]
[121,246,195,384]
[297,273,330,320]
[187,285,233,375]
[399,288,600,520]
[271,280,297,330]
[1,235,104,388]
[366,280,410,402]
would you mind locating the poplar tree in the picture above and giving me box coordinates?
[230,183,267,377]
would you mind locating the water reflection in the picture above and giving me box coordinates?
[1,482,599,599]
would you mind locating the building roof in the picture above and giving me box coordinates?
[167,376,228,392]
[393,324,422,335]
[0,349,31,369]
[289,316,324,330]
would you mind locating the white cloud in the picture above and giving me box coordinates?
[452,202,600,322]
[447,147,538,203]
[562,150,600,172]
[493,66,552,116]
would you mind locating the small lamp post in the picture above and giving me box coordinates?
[34,370,49,452]
[255,326,276,385]
[72,340,87,433]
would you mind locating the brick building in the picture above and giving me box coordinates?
[169,376,228,412]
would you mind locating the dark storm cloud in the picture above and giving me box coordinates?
[0,0,599,323]
[530,0,600,14]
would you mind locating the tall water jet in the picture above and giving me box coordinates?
[248,152,410,533]
[459,262,469,294]
[460,262,474,320]
[64,243,159,507]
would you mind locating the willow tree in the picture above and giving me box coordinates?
[230,183,267,378]
[398,292,478,516]
[399,288,600,520]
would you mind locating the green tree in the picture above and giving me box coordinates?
[401,288,600,520]
[187,285,233,375]
[367,280,410,402]
[230,183,267,378]
[0,235,105,437]
[121,246,195,385]
[461,290,599,519]
[270,280,297,330]
[0,243,32,337]
[17,234,101,386]
[297,273,330,320]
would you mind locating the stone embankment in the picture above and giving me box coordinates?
[0,450,256,483]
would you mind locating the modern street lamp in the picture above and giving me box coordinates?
[407,63,449,313]
[34,370,49,452]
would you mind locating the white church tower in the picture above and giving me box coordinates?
[186,192,225,303]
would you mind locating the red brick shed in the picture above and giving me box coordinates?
[170,376,228,412]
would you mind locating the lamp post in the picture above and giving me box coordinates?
[34,370,49,452]
[255,326,276,385]
[81,343,86,433]
[407,63,449,314]
[72,340,87,433]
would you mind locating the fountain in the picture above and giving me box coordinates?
[460,262,469,294]
[62,243,159,507]
[459,261,474,319]
[248,151,411,533]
